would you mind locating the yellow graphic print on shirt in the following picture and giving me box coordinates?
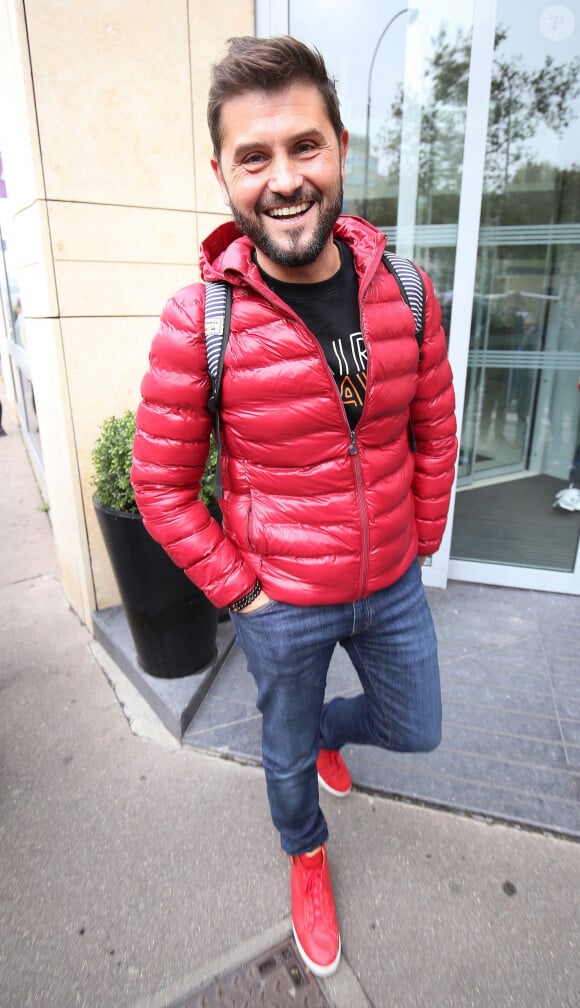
[332,332,367,411]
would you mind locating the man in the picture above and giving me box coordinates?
[132,36,457,978]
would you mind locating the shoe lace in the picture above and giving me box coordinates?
[303,864,330,929]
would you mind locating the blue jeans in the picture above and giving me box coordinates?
[231,560,441,855]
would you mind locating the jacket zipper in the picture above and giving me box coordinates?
[308,326,371,598]
[348,429,369,595]
[286,315,372,599]
[351,256,382,597]
[235,258,379,598]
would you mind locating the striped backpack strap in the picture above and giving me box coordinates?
[382,250,425,359]
[204,279,232,498]
[204,279,233,414]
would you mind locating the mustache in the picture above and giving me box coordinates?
[256,190,320,213]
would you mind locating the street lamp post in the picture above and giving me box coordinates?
[362,7,414,220]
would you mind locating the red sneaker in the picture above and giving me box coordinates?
[290,846,341,977]
[317,748,352,797]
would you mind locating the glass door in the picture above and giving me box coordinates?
[449,0,580,590]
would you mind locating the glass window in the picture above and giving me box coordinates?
[452,0,580,570]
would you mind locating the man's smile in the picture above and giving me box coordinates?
[264,201,314,220]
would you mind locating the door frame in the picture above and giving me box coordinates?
[423,0,497,588]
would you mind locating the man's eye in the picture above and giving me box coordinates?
[243,153,267,166]
[296,142,317,155]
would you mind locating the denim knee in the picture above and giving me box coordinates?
[412,722,441,752]
[395,719,441,753]
[369,707,441,754]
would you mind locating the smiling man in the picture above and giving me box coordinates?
[132,36,457,978]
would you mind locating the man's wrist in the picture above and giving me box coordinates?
[229,579,262,613]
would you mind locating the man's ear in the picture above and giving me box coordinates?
[340,130,349,182]
[211,158,231,207]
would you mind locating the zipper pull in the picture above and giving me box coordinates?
[348,430,358,455]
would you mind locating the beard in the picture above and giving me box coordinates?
[229,183,344,269]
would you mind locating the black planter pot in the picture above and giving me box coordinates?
[94,497,218,678]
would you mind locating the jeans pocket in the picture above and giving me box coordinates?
[234,598,281,620]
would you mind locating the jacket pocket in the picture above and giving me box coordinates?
[246,505,256,551]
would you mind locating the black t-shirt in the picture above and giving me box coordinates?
[257,242,365,428]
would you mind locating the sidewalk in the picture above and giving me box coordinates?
[1,411,579,1008]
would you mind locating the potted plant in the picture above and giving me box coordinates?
[91,409,220,678]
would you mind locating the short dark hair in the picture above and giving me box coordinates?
[208,36,344,160]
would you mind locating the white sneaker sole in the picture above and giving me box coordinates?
[317,772,352,798]
[553,487,580,510]
[292,922,341,977]
[554,500,580,511]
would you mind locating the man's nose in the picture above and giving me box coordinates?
[268,154,303,195]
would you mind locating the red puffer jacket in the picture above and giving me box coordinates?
[132,215,457,609]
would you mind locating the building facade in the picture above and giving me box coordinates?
[1,0,579,633]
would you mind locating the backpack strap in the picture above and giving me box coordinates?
[204,279,232,498]
[204,279,233,415]
[382,250,425,453]
[382,250,425,360]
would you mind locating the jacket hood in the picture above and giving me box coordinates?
[199,215,388,285]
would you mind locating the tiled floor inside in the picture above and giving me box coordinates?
[183,581,580,838]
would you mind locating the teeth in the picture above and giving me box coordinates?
[268,202,310,218]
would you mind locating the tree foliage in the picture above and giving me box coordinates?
[487,28,580,193]
[377,24,580,210]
